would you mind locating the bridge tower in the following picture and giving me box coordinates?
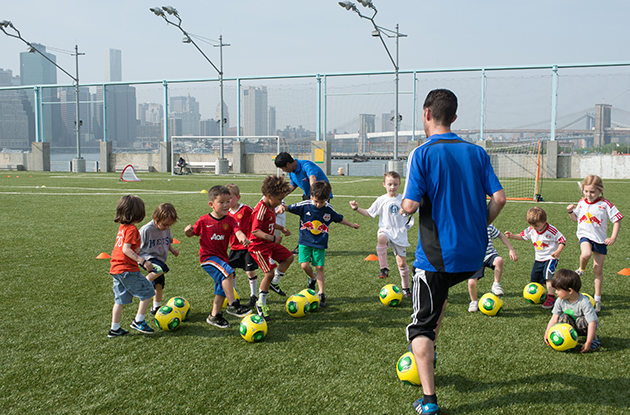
[593,104,611,148]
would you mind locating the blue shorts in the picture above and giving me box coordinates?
[201,256,234,297]
[469,254,499,280]
[140,258,169,288]
[111,271,155,305]
[579,237,607,255]
[530,259,557,285]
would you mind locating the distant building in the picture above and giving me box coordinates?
[104,49,122,83]
[243,86,268,137]
[170,95,200,136]
[200,118,220,136]
[59,87,92,147]
[381,110,394,132]
[0,68,29,149]
[138,102,163,125]
[268,106,276,136]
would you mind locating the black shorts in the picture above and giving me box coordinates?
[228,249,259,272]
[406,268,474,342]
[469,253,499,280]
[140,258,168,288]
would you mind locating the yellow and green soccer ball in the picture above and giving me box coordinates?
[299,289,320,312]
[583,293,596,308]
[239,314,268,343]
[154,306,183,331]
[166,296,191,320]
[479,293,503,316]
[396,351,421,386]
[380,284,403,307]
[523,282,547,304]
[547,323,578,351]
[222,288,241,309]
[286,294,310,318]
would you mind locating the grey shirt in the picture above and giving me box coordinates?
[139,220,173,263]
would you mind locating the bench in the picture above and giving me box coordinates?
[115,165,151,172]
[186,161,232,173]
[0,164,25,171]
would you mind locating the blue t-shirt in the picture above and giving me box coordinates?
[403,133,503,273]
[289,159,331,199]
[287,200,343,249]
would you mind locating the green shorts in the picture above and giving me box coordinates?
[299,245,326,267]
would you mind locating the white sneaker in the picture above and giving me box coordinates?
[575,269,585,277]
[492,282,504,296]
[468,301,478,312]
[595,300,601,312]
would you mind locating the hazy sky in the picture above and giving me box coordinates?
[2,0,629,84]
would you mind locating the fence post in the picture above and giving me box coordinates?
[480,69,486,141]
[551,65,558,141]
[316,74,322,141]
[163,80,169,143]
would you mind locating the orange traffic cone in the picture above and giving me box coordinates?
[173,238,180,244]
[364,254,379,261]
[617,268,630,276]
[96,252,111,259]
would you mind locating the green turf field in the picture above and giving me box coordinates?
[1,172,629,414]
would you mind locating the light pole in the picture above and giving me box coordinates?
[150,6,230,174]
[1,20,85,168]
[338,0,406,165]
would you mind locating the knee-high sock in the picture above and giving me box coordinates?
[376,244,388,269]
[399,265,410,289]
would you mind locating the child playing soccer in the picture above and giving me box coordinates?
[467,224,518,312]
[544,269,600,352]
[349,171,413,296]
[248,175,294,321]
[281,181,359,307]
[567,175,622,312]
[108,195,156,337]
[184,185,251,328]
[139,203,179,315]
[505,206,566,309]
[226,183,260,308]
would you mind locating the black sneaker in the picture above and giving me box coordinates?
[307,279,317,291]
[108,327,129,338]
[291,245,299,255]
[402,288,411,298]
[130,319,154,334]
[246,295,258,308]
[226,300,252,317]
[319,293,327,307]
[379,268,389,279]
[206,312,231,328]
[150,306,160,315]
[270,282,287,296]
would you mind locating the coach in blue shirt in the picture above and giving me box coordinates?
[400,89,506,415]
[274,152,332,200]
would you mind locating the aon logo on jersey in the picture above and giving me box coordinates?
[210,234,225,241]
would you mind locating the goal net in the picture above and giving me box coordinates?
[120,165,141,182]
[171,136,281,175]
[485,139,543,201]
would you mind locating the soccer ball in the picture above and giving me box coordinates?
[583,293,596,308]
[396,351,421,386]
[239,314,268,343]
[299,288,320,312]
[166,296,191,320]
[286,294,310,318]
[547,323,578,351]
[479,293,503,316]
[380,284,403,307]
[523,282,547,304]
[222,288,241,309]
[154,306,183,331]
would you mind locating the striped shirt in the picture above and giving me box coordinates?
[483,224,501,261]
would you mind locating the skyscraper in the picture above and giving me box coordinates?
[104,49,122,83]
[268,106,276,136]
[0,68,29,149]
[170,95,200,136]
[243,86,268,137]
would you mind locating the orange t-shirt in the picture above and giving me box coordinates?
[109,223,141,274]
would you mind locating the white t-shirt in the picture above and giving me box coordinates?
[366,193,413,247]
[573,198,623,244]
[519,223,565,262]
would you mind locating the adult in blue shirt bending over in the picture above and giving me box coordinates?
[401,89,506,415]
[274,152,332,201]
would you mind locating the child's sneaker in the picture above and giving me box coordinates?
[150,306,160,315]
[402,288,412,298]
[379,268,389,279]
[491,282,504,296]
[269,282,287,296]
[226,300,251,317]
[256,301,270,321]
[590,335,601,351]
[206,312,231,328]
[575,268,585,277]
[412,398,439,415]
[130,319,154,334]
[595,300,601,312]
[468,301,478,312]
[108,327,129,338]
[307,279,317,291]
[246,295,258,308]
[319,293,327,307]
[542,294,556,309]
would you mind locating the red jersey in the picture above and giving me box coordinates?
[248,199,276,251]
[192,213,239,263]
[228,204,253,251]
[110,224,141,274]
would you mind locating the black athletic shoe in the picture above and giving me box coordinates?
[307,279,317,291]
[108,327,129,338]
[379,268,389,279]
[319,293,327,307]
[270,282,287,296]
[226,300,252,317]
[206,313,231,328]
[246,295,258,308]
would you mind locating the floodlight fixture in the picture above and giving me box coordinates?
[357,0,375,9]
[162,6,178,16]
[338,1,357,12]
[149,7,164,16]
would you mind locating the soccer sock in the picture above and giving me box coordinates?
[249,276,258,297]
[399,265,410,289]
[594,295,602,302]
[423,394,437,405]
[111,322,120,331]
[153,301,161,309]
[259,290,268,305]
[233,276,238,292]
[272,270,284,284]
[135,314,145,323]
[376,244,388,269]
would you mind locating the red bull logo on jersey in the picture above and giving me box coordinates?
[301,220,329,235]
[533,241,549,250]
[579,213,602,226]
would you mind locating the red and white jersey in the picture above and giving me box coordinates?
[248,199,276,251]
[574,198,623,244]
[228,203,253,251]
[519,223,566,262]
[192,213,239,263]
